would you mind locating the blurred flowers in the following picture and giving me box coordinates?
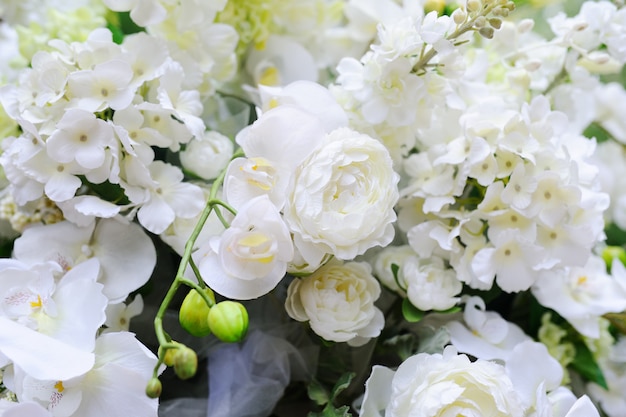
[1,0,626,417]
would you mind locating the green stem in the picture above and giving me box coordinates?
[152,146,245,375]
[412,2,503,74]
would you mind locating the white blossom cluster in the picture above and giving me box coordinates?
[1,0,626,417]
[0,23,235,235]
[192,82,400,346]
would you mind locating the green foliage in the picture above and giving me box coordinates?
[401,298,425,323]
[570,339,608,390]
[307,372,356,417]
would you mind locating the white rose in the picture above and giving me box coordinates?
[285,127,399,262]
[360,346,524,417]
[198,195,294,300]
[403,256,462,311]
[285,259,384,346]
[180,131,234,180]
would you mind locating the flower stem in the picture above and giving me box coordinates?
[152,146,244,370]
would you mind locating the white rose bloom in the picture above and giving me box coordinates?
[180,131,234,181]
[360,346,524,417]
[199,195,294,300]
[285,259,384,347]
[285,127,399,263]
[403,256,462,312]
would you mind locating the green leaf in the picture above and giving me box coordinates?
[307,379,329,406]
[80,177,130,205]
[604,312,626,336]
[582,122,611,143]
[570,340,608,390]
[323,405,351,417]
[402,298,425,323]
[330,372,355,401]
[107,22,125,44]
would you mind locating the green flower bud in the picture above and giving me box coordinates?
[601,246,626,269]
[145,378,162,399]
[207,301,249,343]
[179,288,215,337]
[159,342,183,367]
[173,346,198,380]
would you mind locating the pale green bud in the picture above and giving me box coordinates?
[173,346,198,380]
[208,301,249,343]
[145,378,162,399]
[179,288,215,337]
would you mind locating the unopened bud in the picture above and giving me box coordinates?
[173,346,198,380]
[479,27,495,39]
[517,19,534,33]
[179,288,215,337]
[208,301,249,343]
[489,18,502,30]
[601,246,626,269]
[145,378,162,399]
[159,342,182,367]
[474,15,487,28]
[452,8,467,25]
[467,0,481,13]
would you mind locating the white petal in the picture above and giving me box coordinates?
[0,317,94,380]
[360,365,395,417]
[137,196,175,235]
[93,219,156,303]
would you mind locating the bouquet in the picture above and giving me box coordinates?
[0,0,626,416]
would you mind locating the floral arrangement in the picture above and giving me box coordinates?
[1,0,626,416]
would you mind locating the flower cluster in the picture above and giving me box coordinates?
[1,0,626,417]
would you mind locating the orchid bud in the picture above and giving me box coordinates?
[179,288,215,337]
[159,342,183,367]
[208,301,249,343]
[145,378,162,399]
[173,345,198,380]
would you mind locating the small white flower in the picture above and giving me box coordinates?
[446,296,531,361]
[136,160,205,235]
[532,256,626,338]
[103,0,169,27]
[67,59,135,112]
[104,295,144,332]
[285,259,384,346]
[180,131,233,180]
[46,109,114,170]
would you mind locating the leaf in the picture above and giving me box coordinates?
[583,122,611,143]
[323,405,352,417]
[402,298,425,323]
[604,312,626,336]
[570,340,608,390]
[330,372,355,401]
[307,379,329,406]
[390,263,406,292]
